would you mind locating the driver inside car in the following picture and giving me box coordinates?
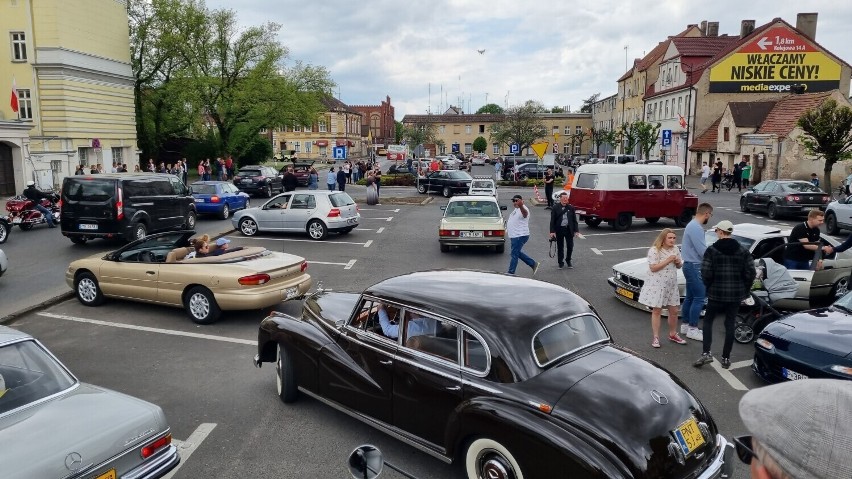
[377,303,436,340]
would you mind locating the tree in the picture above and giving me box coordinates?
[580,93,600,113]
[402,120,438,149]
[489,102,547,153]
[634,121,662,161]
[550,106,566,113]
[798,99,852,193]
[570,129,589,156]
[600,129,618,156]
[620,122,640,156]
[473,136,488,153]
[394,121,404,143]
[476,103,504,115]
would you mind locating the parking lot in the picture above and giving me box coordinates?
[2,184,822,478]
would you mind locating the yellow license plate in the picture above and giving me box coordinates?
[616,287,634,300]
[95,469,116,479]
[674,418,706,456]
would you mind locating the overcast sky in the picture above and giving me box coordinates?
[205,0,852,120]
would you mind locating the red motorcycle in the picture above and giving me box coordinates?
[5,192,60,231]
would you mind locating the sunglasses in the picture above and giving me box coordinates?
[512,199,520,202]
[733,435,756,465]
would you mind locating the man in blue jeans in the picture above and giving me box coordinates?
[506,195,540,276]
[680,203,713,341]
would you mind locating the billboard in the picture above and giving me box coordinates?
[709,26,841,93]
[387,144,407,161]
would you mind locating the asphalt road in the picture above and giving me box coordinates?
[2,176,830,478]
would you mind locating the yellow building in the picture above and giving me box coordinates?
[401,111,592,157]
[0,0,136,194]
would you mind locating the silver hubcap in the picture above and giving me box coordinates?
[309,222,324,239]
[477,451,513,479]
[0,226,6,242]
[222,205,229,218]
[188,292,210,319]
[241,220,257,235]
[188,214,195,228]
[135,227,145,239]
[78,278,98,303]
[838,279,849,296]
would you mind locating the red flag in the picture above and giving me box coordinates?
[10,77,18,113]
[678,114,687,129]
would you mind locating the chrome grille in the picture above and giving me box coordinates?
[616,272,644,289]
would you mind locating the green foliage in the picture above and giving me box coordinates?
[633,121,662,161]
[571,129,589,155]
[395,121,404,143]
[356,174,416,186]
[619,122,640,155]
[580,93,600,113]
[472,136,488,153]
[476,103,504,114]
[497,179,546,187]
[550,106,566,113]
[403,121,439,148]
[489,102,548,152]
[798,99,852,192]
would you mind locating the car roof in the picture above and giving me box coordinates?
[448,195,498,202]
[727,223,785,238]
[191,181,230,185]
[0,325,32,346]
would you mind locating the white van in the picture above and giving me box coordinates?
[468,176,497,200]
[604,154,637,164]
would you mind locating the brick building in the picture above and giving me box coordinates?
[350,96,395,153]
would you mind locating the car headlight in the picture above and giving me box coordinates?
[755,338,775,351]
[830,365,852,377]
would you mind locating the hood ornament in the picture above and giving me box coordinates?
[65,452,83,471]
[650,389,669,405]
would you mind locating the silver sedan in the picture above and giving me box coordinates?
[231,190,360,240]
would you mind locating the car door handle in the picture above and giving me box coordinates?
[146,271,156,275]
[379,360,392,366]
[445,385,461,391]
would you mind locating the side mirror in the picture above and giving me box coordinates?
[440,206,446,211]
[500,205,508,210]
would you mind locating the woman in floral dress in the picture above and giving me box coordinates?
[639,228,687,348]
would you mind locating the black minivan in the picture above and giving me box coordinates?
[60,174,197,244]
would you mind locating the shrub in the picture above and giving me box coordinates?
[356,174,416,187]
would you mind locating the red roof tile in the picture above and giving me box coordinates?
[668,36,741,59]
[617,25,701,82]
[690,116,722,151]
[756,92,833,136]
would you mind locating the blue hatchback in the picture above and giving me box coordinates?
[191,181,250,219]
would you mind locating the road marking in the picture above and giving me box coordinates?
[345,259,357,270]
[591,246,649,253]
[591,248,602,255]
[164,423,217,479]
[387,216,393,222]
[310,260,355,267]
[36,312,256,345]
[710,360,749,391]
[376,227,385,234]
[238,237,369,246]
[364,240,373,248]
[729,359,753,370]
[583,228,684,237]
[363,216,393,221]
[359,208,400,212]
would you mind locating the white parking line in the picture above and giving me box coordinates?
[364,240,373,248]
[237,237,370,246]
[591,246,649,254]
[359,208,400,212]
[729,359,753,370]
[583,228,684,237]
[164,423,217,479]
[710,360,750,391]
[376,227,385,234]
[591,248,602,255]
[345,259,357,270]
[310,260,355,267]
[362,217,394,221]
[36,312,256,345]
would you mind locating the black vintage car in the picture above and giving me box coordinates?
[233,165,284,197]
[253,271,734,479]
[753,291,852,383]
[415,170,472,197]
[515,162,565,180]
[739,180,829,219]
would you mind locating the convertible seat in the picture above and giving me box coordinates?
[165,247,194,263]
[179,246,267,263]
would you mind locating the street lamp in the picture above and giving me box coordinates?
[681,63,696,175]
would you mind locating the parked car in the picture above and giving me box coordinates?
[435,155,462,170]
[824,194,852,234]
[66,230,312,324]
[604,154,637,164]
[280,160,315,186]
[500,156,537,178]
[753,290,852,383]
[740,180,829,219]
[415,170,472,197]
[233,165,284,198]
[515,163,565,180]
[439,196,506,253]
[60,173,197,244]
[253,270,733,479]
[0,216,9,244]
[0,248,6,277]
[232,191,360,240]
[0,325,180,479]
[608,223,852,315]
[468,176,497,199]
[470,154,490,166]
[191,181,250,219]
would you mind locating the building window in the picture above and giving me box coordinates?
[665,100,670,119]
[439,125,445,133]
[260,127,268,133]
[564,126,570,135]
[723,127,730,142]
[564,144,571,154]
[552,126,559,134]
[479,124,485,133]
[319,120,327,132]
[678,97,683,115]
[575,126,582,135]
[464,143,472,154]
[319,146,327,157]
[574,144,581,154]
[304,142,312,154]
[465,125,471,134]
[112,147,123,164]
[11,32,27,61]
[16,89,32,119]
[78,147,89,166]
[293,141,301,153]
[293,124,301,133]
[492,143,500,154]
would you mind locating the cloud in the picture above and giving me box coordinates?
[205,0,852,118]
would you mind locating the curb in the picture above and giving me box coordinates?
[1,291,74,325]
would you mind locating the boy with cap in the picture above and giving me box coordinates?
[209,237,242,256]
[506,195,540,276]
[737,379,852,479]
[694,220,755,369]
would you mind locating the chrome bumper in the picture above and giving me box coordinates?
[124,444,180,479]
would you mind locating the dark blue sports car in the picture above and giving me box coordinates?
[753,291,852,383]
[191,181,250,219]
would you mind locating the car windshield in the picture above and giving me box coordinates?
[532,314,610,367]
[238,169,262,177]
[782,182,822,193]
[445,201,501,218]
[192,184,218,195]
[62,178,114,202]
[447,171,472,180]
[471,181,493,189]
[833,291,852,312]
[0,340,76,415]
[116,232,186,261]
[329,193,355,207]
[704,230,756,250]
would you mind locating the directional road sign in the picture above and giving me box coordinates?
[332,146,347,160]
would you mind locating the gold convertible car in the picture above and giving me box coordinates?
[66,231,312,324]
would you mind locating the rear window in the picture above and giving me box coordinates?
[471,181,493,189]
[329,193,355,207]
[447,171,472,180]
[575,173,598,189]
[532,314,610,367]
[62,178,115,202]
[238,169,262,177]
[192,184,218,195]
[783,182,822,193]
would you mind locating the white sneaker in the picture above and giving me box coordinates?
[686,327,703,341]
[680,323,688,335]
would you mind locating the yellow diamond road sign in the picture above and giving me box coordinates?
[531,142,549,160]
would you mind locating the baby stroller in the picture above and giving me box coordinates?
[734,258,798,344]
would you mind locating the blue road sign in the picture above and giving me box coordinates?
[332,146,347,160]
[452,143,460,153]
[662,130,672,147]
[510,143,520,154]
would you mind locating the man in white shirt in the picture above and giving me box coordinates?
[507,195,540,276]
[700,162,710,194]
